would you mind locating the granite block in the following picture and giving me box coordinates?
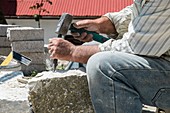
[28,70,94,113]
[12,40,44,53]
[0,36,11,46]
[7,27,44,41]
[0,47,11,56]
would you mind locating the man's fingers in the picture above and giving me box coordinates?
[74,20,91,29]
[73,32,93,42]
[81,34,93,42]
[50,50,56,58]
[74,32,87,40]
[71,32,80,37]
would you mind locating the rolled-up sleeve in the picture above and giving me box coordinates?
[103,5,133,39]
[99,5,134,53]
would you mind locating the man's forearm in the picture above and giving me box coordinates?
[71,45,100,64]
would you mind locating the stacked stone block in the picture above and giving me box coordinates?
[7,27,46,75]
[0,24,20,56]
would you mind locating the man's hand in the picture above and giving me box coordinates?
[48,38,75,61]
[71,16,117,42]
[71,19,99,42]
[47,37,100,64]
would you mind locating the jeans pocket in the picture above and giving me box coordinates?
[152,88,170,108]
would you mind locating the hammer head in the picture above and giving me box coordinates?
[55,13,73,35]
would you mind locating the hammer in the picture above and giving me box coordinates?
[53,13,109,71]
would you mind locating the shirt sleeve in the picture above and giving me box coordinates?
[103,5,133,39]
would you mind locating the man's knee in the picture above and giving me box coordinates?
[86,52,104,76]
[86,52,117,80]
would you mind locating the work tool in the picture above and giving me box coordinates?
[0,51,32,66]
[52,34,62,72]
[55,13,109,43]
[53,13,109,71]
[53,13,73,72]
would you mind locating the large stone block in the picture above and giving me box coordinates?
[12,41,44,53]
[0,24,20,36]
[28,70,94,113]
[7,27,44,41]
[19,52,45,65]
[0,36,11,47]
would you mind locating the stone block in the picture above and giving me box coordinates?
[0,36,11,47]
[19,52,45,65]
[28,70,94,113]
[0,24,20,36]
[12,40,44,53]
[21,64,46,76]
[0,47,11,56]
[7,27,44,41]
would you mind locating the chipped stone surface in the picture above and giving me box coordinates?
[7,27,44,41]
[12,41,44,52]
[28,70,94,113]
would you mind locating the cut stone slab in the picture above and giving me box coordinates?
[7,27,44,41]
[28,70,94,113]
[0,36,11,47]
[0,47,11,56]
[12,40,44,53]
[0,24,20,36]
[0,71,30,113]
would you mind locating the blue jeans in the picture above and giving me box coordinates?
[86,51,170,113]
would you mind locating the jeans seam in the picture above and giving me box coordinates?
[116,68,170,72]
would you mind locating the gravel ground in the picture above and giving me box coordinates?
[0,71,30,113]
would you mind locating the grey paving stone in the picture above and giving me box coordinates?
[0,47,11,56]
[0,36,11,46]
[12,40,44,53]
[7,27,44,41]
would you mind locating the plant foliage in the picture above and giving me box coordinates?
[29,0,52,14]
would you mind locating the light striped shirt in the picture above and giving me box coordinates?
[99,0,170,61]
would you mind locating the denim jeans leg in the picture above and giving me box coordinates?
[86,51,170,113]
